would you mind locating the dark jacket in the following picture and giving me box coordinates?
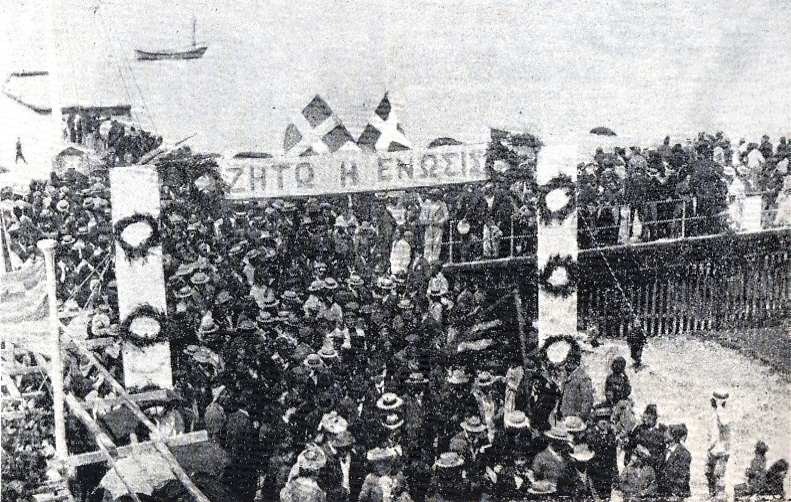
[658,444,691,498]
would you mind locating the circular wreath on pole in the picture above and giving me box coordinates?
[537,174,576,226]
[538,254,578,298]
[119,304,168,348]
[113,213,161,261]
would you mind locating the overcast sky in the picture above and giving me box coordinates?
[2,0,789,154]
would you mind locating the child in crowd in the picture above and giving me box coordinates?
[605,356,631,407]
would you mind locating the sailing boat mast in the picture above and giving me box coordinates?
[191,17,196,47]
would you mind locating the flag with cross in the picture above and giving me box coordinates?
[283,95,359,156]
[357,93,412,152]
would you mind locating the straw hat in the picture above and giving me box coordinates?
[367,447,397,463]
[262,292,279,309]
[56,199,70,212]
[308,280,325,292]
[198,312,219,334]
[504,411,531,429]
[570,443,595,462]
[544,424,569,441]
[563,415,587,433]
[297,447,327,471]
[319,412,348,434]
[323,278,339,290]
[304,353,324,369]
[434,452,464,469]
[174,263,193,277]
[406,372,429,385]
[461,416,487,433]
[397,298,414,310]
[376,276,395,290]
[475,371,496,387]
[447,368,470,384]
[318,345,339,360]
[282,290,301,303]
[347,274,364,287]
[381,413,404,430]
[191,272,210,285]
[175,286,193,299]
[527,480,557,494]
[256,311,276,325]
[376,393,404,411]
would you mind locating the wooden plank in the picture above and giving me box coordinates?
[67,431,209,468]
[83,389,170,407]
[2,364,47,376]
[67,337,211,502]
[64,393,118,457]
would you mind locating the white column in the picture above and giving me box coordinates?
[110,166,172,389]
[37,238,68,460]
[535,141,579,345]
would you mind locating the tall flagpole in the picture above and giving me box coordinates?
[37,239,67,461]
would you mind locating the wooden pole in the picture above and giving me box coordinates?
[37,239,68,461]
[66,335,211,502]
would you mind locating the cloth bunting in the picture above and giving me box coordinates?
[357,93,412,152]
[283,95,359,156]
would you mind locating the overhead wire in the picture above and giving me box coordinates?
[94,3,158,135]
[92,5,140,126]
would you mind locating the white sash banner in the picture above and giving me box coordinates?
[218,144,489,199]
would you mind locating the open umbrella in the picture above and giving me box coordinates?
[589,127,617,137]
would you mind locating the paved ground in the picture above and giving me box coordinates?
[584,334,791,501]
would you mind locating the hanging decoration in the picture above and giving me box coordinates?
[113,213,161,261]
[537,174,576,226]
[119,304,168,348]
[538,254,578,298]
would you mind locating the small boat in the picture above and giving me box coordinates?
[135,18,207,61]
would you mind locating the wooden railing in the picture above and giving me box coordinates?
[578,229,790,337]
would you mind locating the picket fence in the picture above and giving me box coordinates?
[578,228,790,337]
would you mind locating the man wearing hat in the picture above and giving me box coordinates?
[358,447,410,502]
[450,416,496,501]
[706,389,731,500]
[626,404,666,475]
[587,407,617,500]
[281,447,328,502]
[317,412,362,502]
[427,451,472,502]
[658,424,691,500]
[531,424,573,494]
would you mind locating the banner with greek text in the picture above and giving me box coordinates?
[218,144,489,199]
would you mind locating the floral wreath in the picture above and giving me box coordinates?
[119,304,168,347]
[538,254,578,298]
[537,174,576,226]
[113,213,161,261]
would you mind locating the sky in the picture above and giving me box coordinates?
[1,0,789,161]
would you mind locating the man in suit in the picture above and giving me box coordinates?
[658,424,691,500]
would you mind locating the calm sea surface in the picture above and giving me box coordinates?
[2,0,790,159]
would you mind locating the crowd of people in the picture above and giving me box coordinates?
[579,133,790,248]
[1,131,789,501]
[63,110,164,165]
